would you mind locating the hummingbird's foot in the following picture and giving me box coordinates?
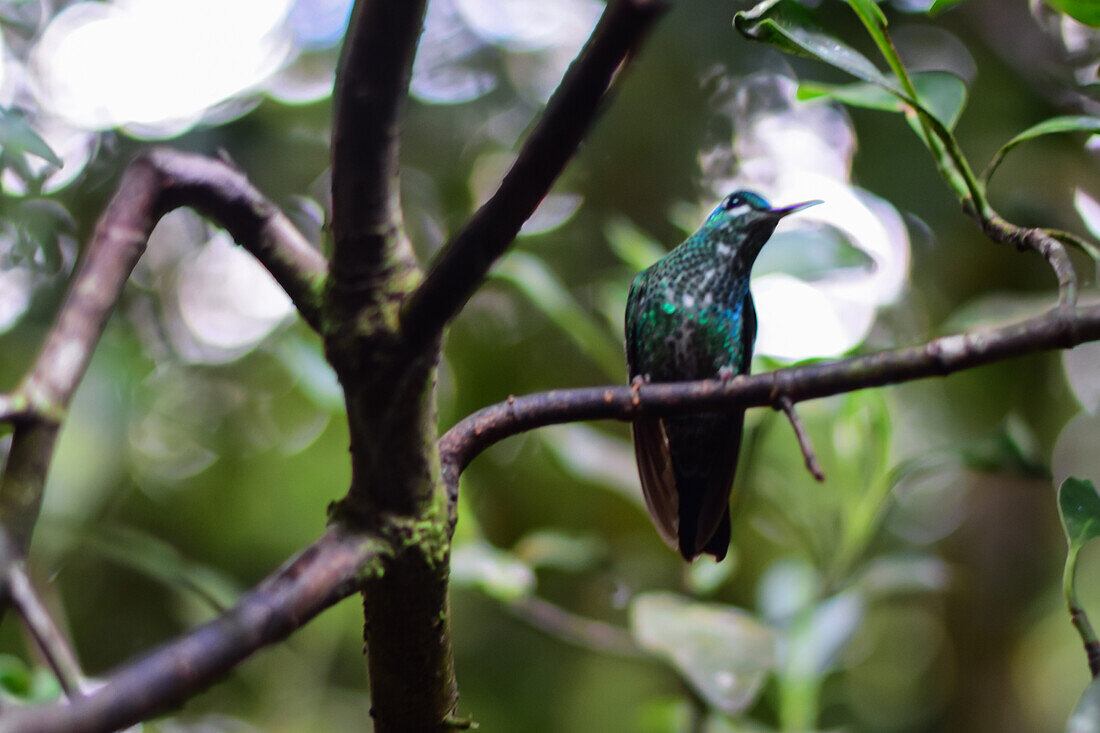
[717,365,736,381]
[630,374,648,391]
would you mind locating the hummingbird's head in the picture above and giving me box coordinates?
[703,189,822,261]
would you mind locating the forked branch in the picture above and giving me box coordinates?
[400,0,670,346]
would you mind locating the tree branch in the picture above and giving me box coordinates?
[439,304,1100,484]
[145,148,328,329]
[0,525,387,733]
[400,0,670,347]
[0,151,326,558]
[329,0,427,297]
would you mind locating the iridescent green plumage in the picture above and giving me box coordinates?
[625,190,820,561]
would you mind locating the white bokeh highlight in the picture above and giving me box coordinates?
[704,74,910,361]
[32,0,294,136]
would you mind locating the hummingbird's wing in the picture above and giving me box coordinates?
[669,292,757,561]
[632,417,679,549]
[626,274,680,549]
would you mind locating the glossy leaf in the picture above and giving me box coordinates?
[735,1,893,90]
[799,71,968,129]
[927,0,970,13]
[983,116,1100,184]
[630,592,776,714]
[1059,477,1100,550]
[1046,0,1100,26]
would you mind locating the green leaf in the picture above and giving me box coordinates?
[983,116,1100,184]
[1069,676,1100,733]
[493,251,623,380]
[927,0,970,13]
[0,112,61,168]
[799,71,968,129]
[738,0,988,211]
[735,2,893,90]
[1046,0,1100,26]
[630,592,776,714]
[1059,477,1100,550]
[844,0,888,31]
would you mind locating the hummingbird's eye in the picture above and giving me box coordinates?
[722,194,743,210]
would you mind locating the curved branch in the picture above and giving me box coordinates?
[400,0,670,347]
[145,148,328,328]
[2,150,326,556]
[0,526,387,733]
[979,215,1078,307]
[439,304,1100,484]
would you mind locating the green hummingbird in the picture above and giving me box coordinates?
[625,190,821,561]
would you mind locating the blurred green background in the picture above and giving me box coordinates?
[0,0,1099,730]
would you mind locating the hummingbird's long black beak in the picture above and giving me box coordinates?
[768,199,823,218]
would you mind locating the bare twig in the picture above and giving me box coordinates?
[774,395,825,482]
[979,215,1078,308]
[400,0,670,346]
[7,562,85,699]
[506,596,643,659]
[329,0,427,295]
[439,304,1100,485]
[0,525,387,733]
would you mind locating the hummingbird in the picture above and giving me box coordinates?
[625,190,821,561]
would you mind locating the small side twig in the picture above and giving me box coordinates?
[7,562,84,699]
[774,395,825,482]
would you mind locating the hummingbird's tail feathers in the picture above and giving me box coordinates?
[632,417,679,550]
[702,508,731,561]
[667,413,743,561]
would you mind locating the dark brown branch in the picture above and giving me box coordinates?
[145,148,328,329]
[400,0,670,346]
[7,562,85,699]
[979,214,1078,308]
[439,304,1100,483]
[0,525,387,733]
[330,0,427,294]
[774,396,825,482]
